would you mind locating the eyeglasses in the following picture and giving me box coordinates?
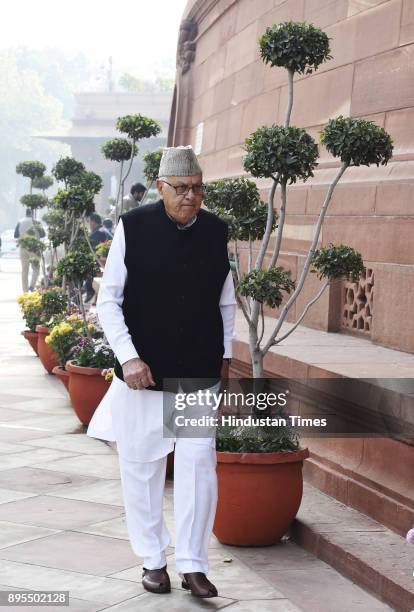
[160,180,203,196]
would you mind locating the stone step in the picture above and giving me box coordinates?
[291,483,414,612]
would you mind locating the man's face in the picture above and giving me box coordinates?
[133,190,144,202]
[89,219,98,231]
[156,174,203,225]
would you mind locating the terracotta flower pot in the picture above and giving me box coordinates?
[21,330,39,356]
[66,360,111,426]
[213,448,309,546]
[52,365,70,392]
[36,325,59,374]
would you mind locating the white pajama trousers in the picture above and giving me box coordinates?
[118,438,218,575]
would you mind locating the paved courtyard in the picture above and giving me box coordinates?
[0,257,393,611]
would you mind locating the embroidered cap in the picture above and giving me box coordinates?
[158,145,202,177]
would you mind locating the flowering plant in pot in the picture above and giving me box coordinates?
[204,20,393,547]
[46,313,95,390]
[35,287,69,374]
[17,291,43,354]
[66,336,114,425]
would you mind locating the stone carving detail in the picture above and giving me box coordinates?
[342,268,374,335]
[177,19,198,74]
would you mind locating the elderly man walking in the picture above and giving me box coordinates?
[87,146,236,598]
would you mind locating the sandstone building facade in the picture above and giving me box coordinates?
[168,0,414,354]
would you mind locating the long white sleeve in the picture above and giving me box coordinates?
[219,270,237,358]
[96,219,139,366]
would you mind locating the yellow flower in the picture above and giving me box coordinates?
[104,368,114,382]
[88,323,94,331]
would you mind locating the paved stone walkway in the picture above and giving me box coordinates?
[0,257,393,611]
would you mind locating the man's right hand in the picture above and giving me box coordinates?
[122,358,156,390]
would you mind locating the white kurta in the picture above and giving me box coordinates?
[87,217,237,461]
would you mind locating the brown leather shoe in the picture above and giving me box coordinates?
[142,565,171,594]
[182,572,218,598]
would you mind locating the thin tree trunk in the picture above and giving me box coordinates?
[269,178,287,268]
[116,160,124,222]
[77,283,92,340]
[285,69,294,128]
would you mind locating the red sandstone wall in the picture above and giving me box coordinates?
[172,0,414,353]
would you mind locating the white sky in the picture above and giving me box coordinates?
[0,0,189,79]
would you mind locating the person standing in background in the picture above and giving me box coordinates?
[14,209,45,291]
[122,182,146,212]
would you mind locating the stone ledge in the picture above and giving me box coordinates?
[291,483,414,612]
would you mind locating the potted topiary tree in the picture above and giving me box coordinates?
[16,160,49,285]
[101,138,137,219]
[204,20,393,546]
[55,249,99,333]
[114,114,161,217]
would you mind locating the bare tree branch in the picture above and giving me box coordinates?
[270,279,330,346]
[234,239,253,324]
[269,178,287,268]
[262,161,348,354]
[256,303,265,349]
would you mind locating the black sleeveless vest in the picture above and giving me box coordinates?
[113,200,230,392]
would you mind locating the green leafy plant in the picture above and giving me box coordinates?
[244,125,319,182]
[259,21,332,75]
[238,267,295,309]
[204,178,277,244]
[116,114,161,141]
[54,185,94,215]
[56,251,99,284]
[95,240,112,258]
[214,20,393,380]
[43,208,68,248]
[32,175,54,191]
[17,232,45,257]
[71,170,103,194]
[16,161,46,181]
[143,148,163,182]
[19,194,48,210]
[321,116,393,167]
[311,244,364,283]
[102,138,137,162]
[216,423,299,453]
[39,287,68,325]
[52,157,85,185]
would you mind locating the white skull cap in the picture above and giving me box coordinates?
[158,145,202,177]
